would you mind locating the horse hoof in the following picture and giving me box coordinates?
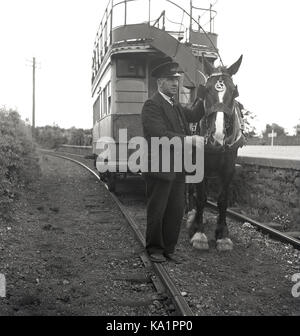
[186,209,196,229]
[216,238,233,251]
[193,240,209,250]
[191,232,209,250]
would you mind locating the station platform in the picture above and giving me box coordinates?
[237,146,300,170]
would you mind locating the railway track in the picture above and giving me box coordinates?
[49,148,300,251]
[39,148,300,316]
[40,149,194,316]
[207,202,300,250]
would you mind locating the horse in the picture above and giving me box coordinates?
[186,55,246,251]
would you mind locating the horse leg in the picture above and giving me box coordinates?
[185,184,193,213]
[216,172,234,251]
[189,180,209,250]
[186,184,196,225]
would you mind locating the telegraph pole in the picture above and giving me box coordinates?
[26,57,40,136]
[32,57,36,132]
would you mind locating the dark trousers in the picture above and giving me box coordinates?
[145,175,185,255]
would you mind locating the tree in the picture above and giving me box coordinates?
[294,122,300,136]
[241,108,257,138]
[235,102,257,137]
[69,128,85,146]
[35,126,67,148]
[263,123,286,137]
[0,107,40,219]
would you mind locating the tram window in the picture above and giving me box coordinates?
[107,82,111,115]
[108,96,111,115]
[93,96,100,122]
[103,87,107,116]
[99,82,111,119]
[100,91,103,118]
[107,81,111,98]
[101,90,106,118]
[116,58,145,78]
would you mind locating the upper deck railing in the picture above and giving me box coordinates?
[92,0,217,82]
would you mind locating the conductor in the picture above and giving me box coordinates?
[141,58,205,263]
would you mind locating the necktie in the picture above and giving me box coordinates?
[173,104,186,134]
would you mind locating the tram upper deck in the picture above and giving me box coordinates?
[91,0,219,157]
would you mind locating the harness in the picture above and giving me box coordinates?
[194,100,246,153]
[225,101,246,151]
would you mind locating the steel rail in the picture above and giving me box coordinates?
[207,201,300,250]
[48,147,300,251]
[51,146,300,251]
[40,150,194,316]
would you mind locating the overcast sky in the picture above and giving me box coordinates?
[0,0,299,134]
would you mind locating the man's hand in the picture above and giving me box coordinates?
[186,135,204,149]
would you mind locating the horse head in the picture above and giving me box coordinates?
[199,55,243,148]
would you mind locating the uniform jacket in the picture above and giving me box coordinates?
[141,92,205,181]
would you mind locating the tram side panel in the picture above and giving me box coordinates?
[92,54,196,171]
[112,56,148,170]
[93,54,150,172]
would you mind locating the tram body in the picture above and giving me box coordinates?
[91,0,218,189]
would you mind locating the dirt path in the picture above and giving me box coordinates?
[1,153,299,316]
[0,155,160,316]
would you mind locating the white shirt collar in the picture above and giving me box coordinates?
[158,90,174,106]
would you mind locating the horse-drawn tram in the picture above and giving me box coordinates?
[91,0,219,190]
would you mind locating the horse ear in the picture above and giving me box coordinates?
[202,54,214,76]
[227,55,243,76]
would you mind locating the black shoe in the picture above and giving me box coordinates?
[164,253,183,264]
[149,253,166,263]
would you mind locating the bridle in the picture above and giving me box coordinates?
[201,72,242,151]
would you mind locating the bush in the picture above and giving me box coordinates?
[35,126,92,148]
[0,107,40,219]
[35,125,68,149]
